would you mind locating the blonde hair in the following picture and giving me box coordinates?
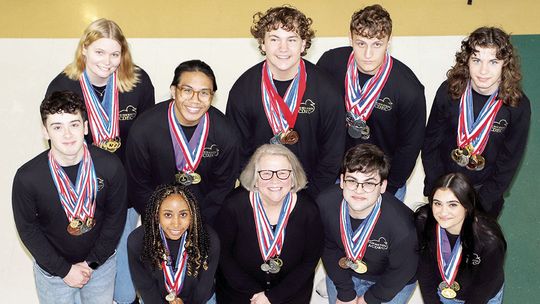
[63,18,139,92]
[240,144,307,192]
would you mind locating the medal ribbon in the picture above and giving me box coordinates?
[48,142,97,222]
[159,226,189,297]
[344,51,393,121]
[250,191,294,261]
[339,196,382,261]
[79,71,120,145]
[456,81,503,155]
[167,101,210,173]
[436,224,462,286]
[260,59,307,135]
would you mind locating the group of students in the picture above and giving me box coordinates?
[11,3,530,304]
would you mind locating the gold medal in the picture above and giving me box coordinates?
[175,172,193,186]
[86,218,95,229]
[272,257,283,267]
[280,129,299,145]
[353,260,368,274]
[67,219,83,236]
[441,287,457,299]
[98,138,121,153]
[190,172,201,184]
[338,257,349,269]
[165,292,176,302]
[70,219,82,228]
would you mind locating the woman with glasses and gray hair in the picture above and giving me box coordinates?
[215,144,323,304]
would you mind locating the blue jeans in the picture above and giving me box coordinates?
[114,207,140,303]
[326,275,416,304]
[437,284,504,304]
[394,185,407,202]
[33,252,116,304]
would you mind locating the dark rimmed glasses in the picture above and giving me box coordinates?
[257,169,292,180]
[342,179,381,193]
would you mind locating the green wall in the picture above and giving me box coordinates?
[500,34,540,303]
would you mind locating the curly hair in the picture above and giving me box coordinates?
[40,90,88,123]
[141,184,210,277]
[350,4,392,39]
[446,27,522,107]
[63,18,140,92]
[250,5,314,56]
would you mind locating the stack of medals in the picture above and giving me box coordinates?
[344,51,393,140]
[452,81,502,171]
[436,224,462,299]
[48,142,97,236]
[167,102,209,186]
[80,71,121,153]
[250,191,294,274]
[159,226,188,303]
[338,196,382,274]
[261,60,306,145]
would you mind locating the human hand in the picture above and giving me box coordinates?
[62,264,91,288]
[250,291,271,304]
[357,295,368,304]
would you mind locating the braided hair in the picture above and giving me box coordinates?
[141,184,210,277]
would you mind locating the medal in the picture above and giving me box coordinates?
[165,292,176,302]
[338,257,349,269]
[168,102,209,186]
[344,51,393,139]
[441,287,457,299]
[160,227,188,302]
[67,219,83,236]
[280,129,299,145]
[98,137,121,153]
[80,71,120,151]
[250,192,294,274]
[353,260,368,274]
[86,218,95,229]
[456,81,503,172]
[436,224,462,300]
[261,60,306,146]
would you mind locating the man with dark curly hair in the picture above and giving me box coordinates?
[317,4,426,202]
[422,26,531,218]
[226,5,345,198]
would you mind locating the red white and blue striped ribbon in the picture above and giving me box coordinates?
[436,224,462,286]
[160,227,189,298]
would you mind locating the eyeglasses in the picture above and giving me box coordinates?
[257,169,292,180]
[343,179,381,193]
[177,86,214,102]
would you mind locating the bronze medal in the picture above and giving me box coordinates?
[338,257,349,269]
[280,129,299,145]
[175,172,193,186]
[67,219,83,236]
[466,154,485,171]
[353,260,368,274]
[99,138,121,153]
[190,172,201,184]
[165,292,176,302]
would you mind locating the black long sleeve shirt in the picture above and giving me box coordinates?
[226,60,346,197]
[317,185,418,304]
[215,188,323,304]
[422,81,531,215]
[317,46,426,194]
[125,101,239,224]
[127,225,219,304]
[12,146,127,278]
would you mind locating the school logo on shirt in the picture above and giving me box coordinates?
[375,97,393,112]
[203,144,219,158]
[491,119,508,133]
[368,237,388,250]
[299,99,315,114]
[97,177,104,191]
[119,105,137,121]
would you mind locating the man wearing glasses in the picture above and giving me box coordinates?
[317,144,418,304]
[125,60,239,224]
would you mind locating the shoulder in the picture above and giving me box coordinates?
[46,72,78,95]
[127,225,145,252]
[131,101,169,129]
[15,151,49,181]
[510,92,531,113]
[295,191,320,215]
[133,66,154,89]
[390,58,424,89]
[222,187,250,210]
[305,60,342,94]
[319,46,352,61]
[231,62,264,87]
[315,185,342,213]
[89,146,124,172]
[379,193,415,230]
[208,107,237,132]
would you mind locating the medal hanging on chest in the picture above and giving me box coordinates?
[48,142,97,236]
[160,226,189,303]
[167,102,209,186]
[436,224,462,299]
[250,192,294,274]
[338,196,382,274]
[261,60,306,145]
[344,51,393,140]
[452,82,502,171]
[79,71,121,152]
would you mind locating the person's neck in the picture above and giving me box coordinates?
[471,82,498,96]
[268,63,298,81]
[85,70,109,87]
[348,204,375,220]
[51,149,84,166]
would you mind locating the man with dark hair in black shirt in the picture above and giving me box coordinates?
[125,60,239,224]
[317,144,417,304]
[226,5,345,198]
[317,4,426,202]
[12,91,127,304]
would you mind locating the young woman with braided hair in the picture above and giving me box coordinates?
[128,184,218,304]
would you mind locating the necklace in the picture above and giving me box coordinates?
[92,85,106,97]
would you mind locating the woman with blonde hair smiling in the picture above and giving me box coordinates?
[46,18,155,304]
[215,144,323,303]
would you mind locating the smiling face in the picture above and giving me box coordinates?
[340,169,387,219]
[170,71,214,127]
[255,154,293,206]
[350,33,390,75]
[82,38,122,86]
[159,193,192,240]
[468,46,503,95]
[42,111,88,165]
[261,26,306,80]
[432,188,467,235]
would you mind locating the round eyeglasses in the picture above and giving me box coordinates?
[257,169,292,180]
[342,179,381,193]
[177,86,214,102]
